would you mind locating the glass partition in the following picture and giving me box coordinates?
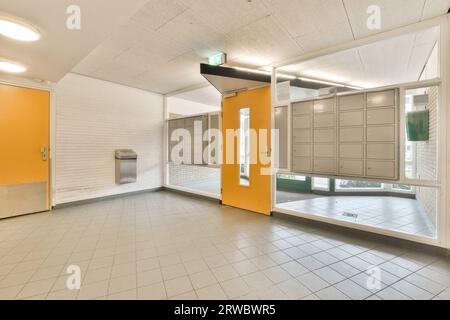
[166,87,221,198]
[273,25,442,241]
[239,108,250,186]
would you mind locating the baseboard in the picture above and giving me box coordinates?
[53,187,163,209]
[164,186,221,203]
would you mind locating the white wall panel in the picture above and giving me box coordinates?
[53,73,164,204]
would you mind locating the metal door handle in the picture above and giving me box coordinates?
[41,145,47,161]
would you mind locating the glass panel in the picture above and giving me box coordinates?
[166,87,221,198]
[404,86,438,182]
[277,26,439,89]
[313,178,330,191]
[392,184,413,192]
[278,174,306,181]
[276,179,437,239]
[168,163,221,195]
[239,108,250,186]
[336,179,383,190]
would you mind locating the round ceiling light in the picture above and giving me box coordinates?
[0,60,26,73]
[0,17,40,41]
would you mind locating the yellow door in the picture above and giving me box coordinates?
[0,83,50,218]
[222,86,272,215]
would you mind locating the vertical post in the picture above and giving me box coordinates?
[398,87,406,182]
[271,67,277,212]
[440,14,449,248]
[163,95,169,187]
[49,88,56,208]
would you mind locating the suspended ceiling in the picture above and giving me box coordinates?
[72,0,449,94]
[278,26,440,88]
[0,0,148,82]
[1,0,448,92]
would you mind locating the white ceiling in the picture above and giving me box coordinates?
[0,0,148,82]
[20,0,450,93]
[279,26,440,88]
[173,85,222,107]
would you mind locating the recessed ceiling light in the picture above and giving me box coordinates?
[0,17,40,41]
[0,60,26,73]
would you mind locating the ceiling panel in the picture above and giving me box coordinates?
[71,0,448,94]
[422,0,450,19]
[279,27,439,89]
[174,85,222,107]
[294,21,354,53]
[88,51,203,94]
[178,0,270,35]
[344,0,449,39]
[223,15,302,67]
[132,0,188,31]
[0,0,148,82]
[266,0,350,37]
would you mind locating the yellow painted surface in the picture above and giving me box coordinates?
[0,83,50,207]
[222,86,272,215]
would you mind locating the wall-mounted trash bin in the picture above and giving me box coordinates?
[115,149,137,184]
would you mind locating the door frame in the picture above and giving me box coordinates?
[0,78,54,211]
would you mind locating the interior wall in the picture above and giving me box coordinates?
[167,97,220,118]
[168,163,220,186]
[415,25,439,227]
[53,73,164,205]
[415,86,439,225]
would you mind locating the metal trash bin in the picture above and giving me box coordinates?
[115,149,137,184]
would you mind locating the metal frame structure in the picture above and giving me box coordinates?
[270,14,449,248]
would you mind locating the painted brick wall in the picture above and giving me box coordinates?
[415,86,438,226]
[169,163,220,186]
[53,73,164,204]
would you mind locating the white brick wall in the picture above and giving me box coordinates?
[53,73,164,204]
[415,86,438,225]
[169,163,220,186]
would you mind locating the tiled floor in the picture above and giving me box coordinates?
[276,194,436,238]
[0,191,448,300]
[277,191,323,203]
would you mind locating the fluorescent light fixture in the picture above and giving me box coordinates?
[233,67,296,79]
[233,66,363,90]
[234,66,271,75]
[0,60,26,73]
[299,76,362,90]
[0,17,40,41]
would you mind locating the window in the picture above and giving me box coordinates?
[336,179,383,190]
[313,178,330,191]
[239,108,250,186]
[392,184,413,192]
[278,174,306,181]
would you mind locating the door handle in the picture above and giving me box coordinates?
[41,145,47,161]
[262,148,272,158]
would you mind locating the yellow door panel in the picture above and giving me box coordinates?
[222,87,272,215]
[0,83,50,215]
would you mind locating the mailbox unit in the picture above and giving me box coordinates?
[291,89,399,180]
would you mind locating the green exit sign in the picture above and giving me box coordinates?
[208,53,227,66]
